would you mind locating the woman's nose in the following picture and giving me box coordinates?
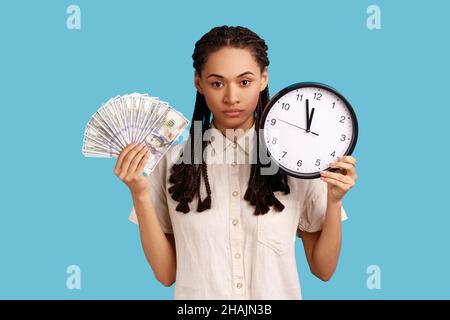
[223,84,240,105]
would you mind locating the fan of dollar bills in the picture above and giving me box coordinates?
[82,93,189,175]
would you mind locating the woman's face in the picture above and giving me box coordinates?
[194,47,268,132]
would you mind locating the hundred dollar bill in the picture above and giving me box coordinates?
[82,93,189,176]
[143,108,189,175]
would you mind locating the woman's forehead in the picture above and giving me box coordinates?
[202,47,260,78]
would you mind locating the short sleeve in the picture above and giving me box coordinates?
[297,178,348,233]
[128,151,173,234]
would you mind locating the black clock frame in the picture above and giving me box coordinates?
[259,82,359,179]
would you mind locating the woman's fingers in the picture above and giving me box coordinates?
[320,176,349,191]
[330,161,353,171]
[119,143,146,179]
[136,149,151,175]
[321,156,357,199]
[330,156,358,179]
[127,145,150,175]
[340,155,357,166]
[330,161,357,179]
[320,170,354,186]
[114,142,138,175]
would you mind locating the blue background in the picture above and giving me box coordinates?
[1,0,448,299]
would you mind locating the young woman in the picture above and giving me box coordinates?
[114,25,358,300]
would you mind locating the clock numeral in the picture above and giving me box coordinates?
[282,151,287,158]
[282,102,290,110]
[340,134,346,141]
[331,151,336,157]
[315,159,321,166]
[297,94,303,101]
[272,137,277,144]
[270,118,276,126]
[339,116,345,123]
[297,160,302,167]
[314,93,322,101]
[332,102,336,109]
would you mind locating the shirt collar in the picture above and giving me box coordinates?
[208,120,256,158]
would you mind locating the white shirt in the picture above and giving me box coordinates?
[129,122,348,300]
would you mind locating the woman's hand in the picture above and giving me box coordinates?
[319,155,358,203]
[114,142,151,196]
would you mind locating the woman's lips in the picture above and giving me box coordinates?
[223,109,243,117]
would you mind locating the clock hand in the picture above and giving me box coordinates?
[306,99,310,132]
[308,107,315,131]
[275,118,319,136]
[306,99,316,133]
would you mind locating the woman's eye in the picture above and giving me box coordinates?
[241,80,251,86]
[211,81,223,88]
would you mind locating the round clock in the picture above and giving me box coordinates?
[260,82,358,179]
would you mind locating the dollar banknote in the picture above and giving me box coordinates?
[82,93,189,174]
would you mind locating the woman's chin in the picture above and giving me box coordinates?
[222,118,253,130]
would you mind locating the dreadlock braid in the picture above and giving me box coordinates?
[168,25,290,215]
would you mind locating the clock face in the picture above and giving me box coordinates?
[260,82,358,179]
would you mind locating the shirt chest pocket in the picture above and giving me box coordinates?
[256,199,300,255]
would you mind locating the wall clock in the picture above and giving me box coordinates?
[260,82,358,179]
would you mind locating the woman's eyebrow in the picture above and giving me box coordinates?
[207,71,254,79]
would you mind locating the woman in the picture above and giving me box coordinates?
[114,25,358,299]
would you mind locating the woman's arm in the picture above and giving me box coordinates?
[132,190,177,287]
[300,155,357,281]
[299,199,343,281]
[114,142,176,287]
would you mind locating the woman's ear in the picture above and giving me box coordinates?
[260,66,268,92]
[194,71,204,95]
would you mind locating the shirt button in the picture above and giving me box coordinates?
[236,282,243,289]
[232,142,237,149]
[235,253,241,259]
[232,191,238,197]
[232,219,238,226]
